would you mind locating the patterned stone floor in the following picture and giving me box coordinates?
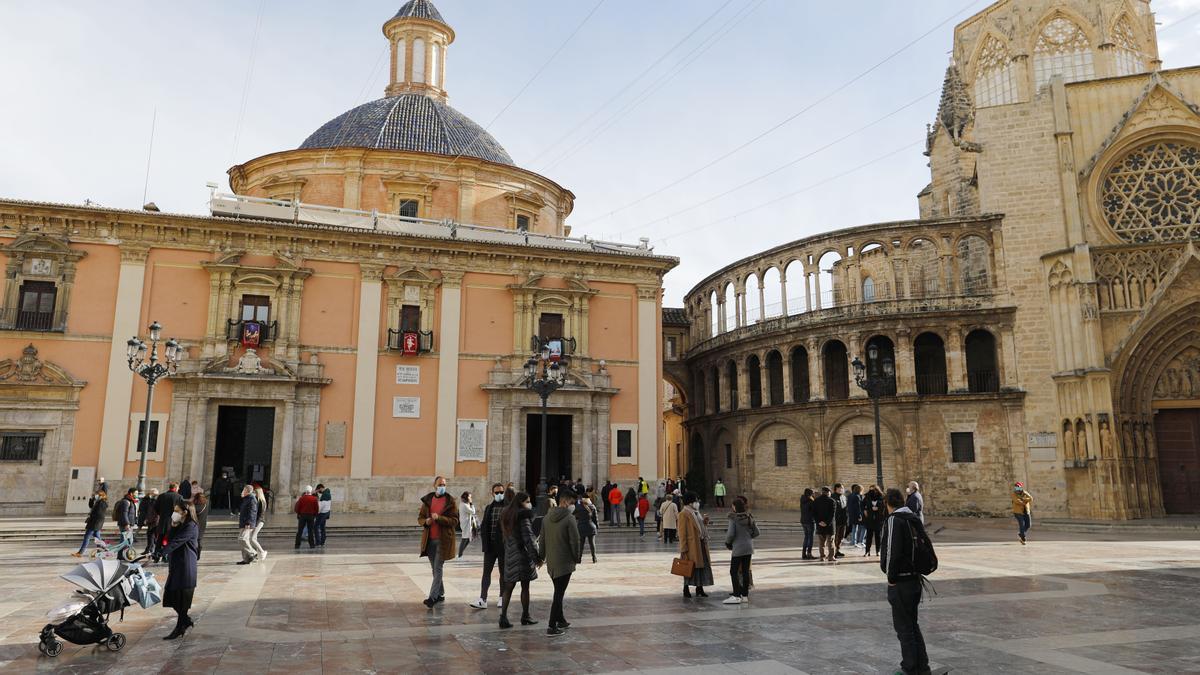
[0,518,1198,674]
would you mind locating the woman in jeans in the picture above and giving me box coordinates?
[251,485,268,561]
[723,497,759,604]
[799,488,816,560]
[73,490,108,558]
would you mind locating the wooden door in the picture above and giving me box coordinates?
[1155,409,1200,514]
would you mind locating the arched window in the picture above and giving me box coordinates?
[1101,140,1200,243]
[957,235,991,294]
[694,370,706,416]
[711,366,721,414]
[913,332,948,395]
[766,350,784,406]
[761,267,782,320]
[1033,17,1094,89]
[724,282,737,332]
[745,273,761,324]
[965,329,999,393]
[974,36,1018,107]
[784,259,805,314]
[709,290,719,337]
[726,361,739,411]
[747,355,762,409]
[909,238,940,298]
[430,42,441,88]
[823,340,849,400]
[412,38,426,83]
[866,335,897,396]
[1112,17,1143,77]
[791,345,810,403]
[862,277,876,302]
[396,38,407,82]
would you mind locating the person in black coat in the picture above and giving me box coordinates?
[799,488,816,560]
[471,483,507,609]
[153,483,185,562]
[178,478,192,501]
[236,485,259,565]
[161,503,199,640]
[832,483,849,559]
[114,488,137,548]
[498,492,541,629]
[623,487,638,527]
[574,496,599,563]
[74,490,108,557]
[861,485,885,556]
[812,487,837,562]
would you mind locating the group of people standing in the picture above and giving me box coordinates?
[799,481,925,561]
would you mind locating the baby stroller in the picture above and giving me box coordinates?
[38,557,160,657]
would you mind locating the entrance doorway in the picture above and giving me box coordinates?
[1155,409,1200,514]
[211,406,275,510]
[525,413,571,496]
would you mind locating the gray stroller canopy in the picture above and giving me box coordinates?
[60,559,130,594]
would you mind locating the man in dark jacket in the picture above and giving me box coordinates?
[846,484,864,549]
[600,482,612,524]
[832,483,848,559]
[812,487,836,562]
[237,485,259,565]
[114,488,137,548]
[470,483,507,610]
[880,487,931,675]
[538,491,581,637]
[294,486,319,549]
[153,483,185,562]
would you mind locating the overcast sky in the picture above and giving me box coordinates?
[3,0,1200,306]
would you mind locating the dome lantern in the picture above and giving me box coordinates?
[384,0,455,102]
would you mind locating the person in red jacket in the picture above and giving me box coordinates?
[294,486,319,550]
[637,494,651,538]
[607,484,623,527]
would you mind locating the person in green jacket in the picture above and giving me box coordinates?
[538,491,581,638]
[714,479,727,508]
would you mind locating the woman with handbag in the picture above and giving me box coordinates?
[499,492,542,629]
[676,491,713,598]
[161,503,200,640]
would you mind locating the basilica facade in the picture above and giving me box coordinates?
[674,0,1200,518]
[0,0,675,514]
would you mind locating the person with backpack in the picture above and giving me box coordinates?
[881,487,935,675]
[114,488,137,548]
[1011,482,1033,545]
[723,496,759,604]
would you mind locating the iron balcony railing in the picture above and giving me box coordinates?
[0,308,67,332]
[915,373,948,396]
[387,329,434,353]
[226,319,278,343]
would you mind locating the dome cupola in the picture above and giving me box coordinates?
[383,0,454,102]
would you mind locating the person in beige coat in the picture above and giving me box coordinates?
[677,492,713,598]
[659,496,680,544]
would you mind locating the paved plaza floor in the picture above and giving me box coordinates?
[0,517,1198,674]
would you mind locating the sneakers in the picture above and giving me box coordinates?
[1019,535,1026,545]
[70,552,82,558]
[236,560,253,565]
[722,595,742,605]
[834,551,845,558]
[469,599,487,610]
[546,627,565,637]
[260,551,268,561]
[497,597,504,609]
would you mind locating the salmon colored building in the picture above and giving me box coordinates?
[0,0,676,514]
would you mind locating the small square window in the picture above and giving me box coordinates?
[616,429,632,458]
[240,295,270,322]
[666,336,677,360]
[853,435,873,465]
[0,432,43,461]
[398,199,419,219]
[136,421,160,456]
[951,432,976,463]
[774,439,788,467]
[538,313,563,340]
[400,304,420,333]
[725,443,733,469]
[516,214,530,231]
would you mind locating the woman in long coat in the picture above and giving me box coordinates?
[499,492,541,629]
[73,490,107,557]
[574,496,599,563]
[677,491,713,598]
[162,503,199,640]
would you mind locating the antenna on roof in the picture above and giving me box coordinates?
[141,108,158,209]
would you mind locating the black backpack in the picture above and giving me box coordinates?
[908,519,938,576]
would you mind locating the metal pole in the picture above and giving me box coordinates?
[872,392,884,489]
[135,373,156,496]
[540,391,549,508]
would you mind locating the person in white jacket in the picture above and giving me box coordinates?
[458,491,478,558]
[659,497,680,544]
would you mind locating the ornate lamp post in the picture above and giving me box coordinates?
[852,343,895,489]
[126,321,182,496]
[523,336,571,508]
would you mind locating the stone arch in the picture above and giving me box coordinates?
[746,353,763,409]
[746,418,814,508]
[1030,11,1098,90]
[822,339,850,400]
[744,271,761,324]
[783,258,805,314]
[761,265,783,320]
[687,431,708,495]
[907,237,941,298]
[825,408,903,489]
[765,349,784,406]
[710,424,738,497]
[955,234,992,294]
[965,328,1000,393]
[914,331,948,395]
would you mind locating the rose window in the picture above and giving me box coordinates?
[1101,141,1200,242]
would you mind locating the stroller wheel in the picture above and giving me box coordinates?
[42,640,63,657]
[106,633,126,652]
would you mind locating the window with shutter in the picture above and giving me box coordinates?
[853,435,874,464]
[951,432,976,463]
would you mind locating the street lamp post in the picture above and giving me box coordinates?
[852,343,895,489]
[126,321,182,497]
[523,336,570,509]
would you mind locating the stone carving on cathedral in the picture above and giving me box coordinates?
[0,344,75,385]
[1063,425,1076,460]
[1154,348,1200,398]
[1099,421,1114,459]
[236,349,264,375]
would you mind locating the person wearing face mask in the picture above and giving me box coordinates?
[499,492,542,629]
[458,491,477,558]
[574,495,599,563]
[905,481,925,524]
[832,483,848,559]
[539,491,581,637]
[161,503,199,640]
[470,484,509,610]
[1011,482,1033,545]
[677,492,713,599]
[418,476,460,609]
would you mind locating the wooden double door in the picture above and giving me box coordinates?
[1155,409,1200,514]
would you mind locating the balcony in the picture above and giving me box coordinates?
[387,329,433,353]
[226,319,277,343]
[0,308,67,333]
[967,370,999,393]
[915,373,948,396]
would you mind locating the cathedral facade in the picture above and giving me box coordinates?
[0,1,675,514]
[674,0,1200,518]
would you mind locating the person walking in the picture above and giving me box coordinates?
[470,484,507,610]
[623,487,637,527]
[862,485,885,556]
[607,484,623,527]
[138,487,158,536]
[73,489,107,558]
[847,484,864,549]
[881,487,933,675]
[1011,482,1033,545]
[713,478,727,508]
[636,492,651,538]
[418,476,459,609]
[499,492,541,629]
[575,495,599,563]
[800,487,816,560]
[251,486,269,562]
[315,484,332,547]
[677,492,713,598]
[723,496,760,604]
[294,486,319,550]
[236,485,259,565]
[539,491,581,637]
[659,493,679,544]
[114,488,137,549]
[192,489,209,560]
[153,483,185,562]
[833,483,848,559]
[600,481,612,524]
[812,487,836,562]
[459,491,477,558]
[905,481,925,524]
[161,502,199,640]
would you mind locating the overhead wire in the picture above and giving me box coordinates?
[574,0,988,229]
[229,0,268,166]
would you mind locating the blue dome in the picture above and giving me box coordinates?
[392,0,448,28]
[299,95,514,166]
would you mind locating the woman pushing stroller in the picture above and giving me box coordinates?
[161,502,200,639]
